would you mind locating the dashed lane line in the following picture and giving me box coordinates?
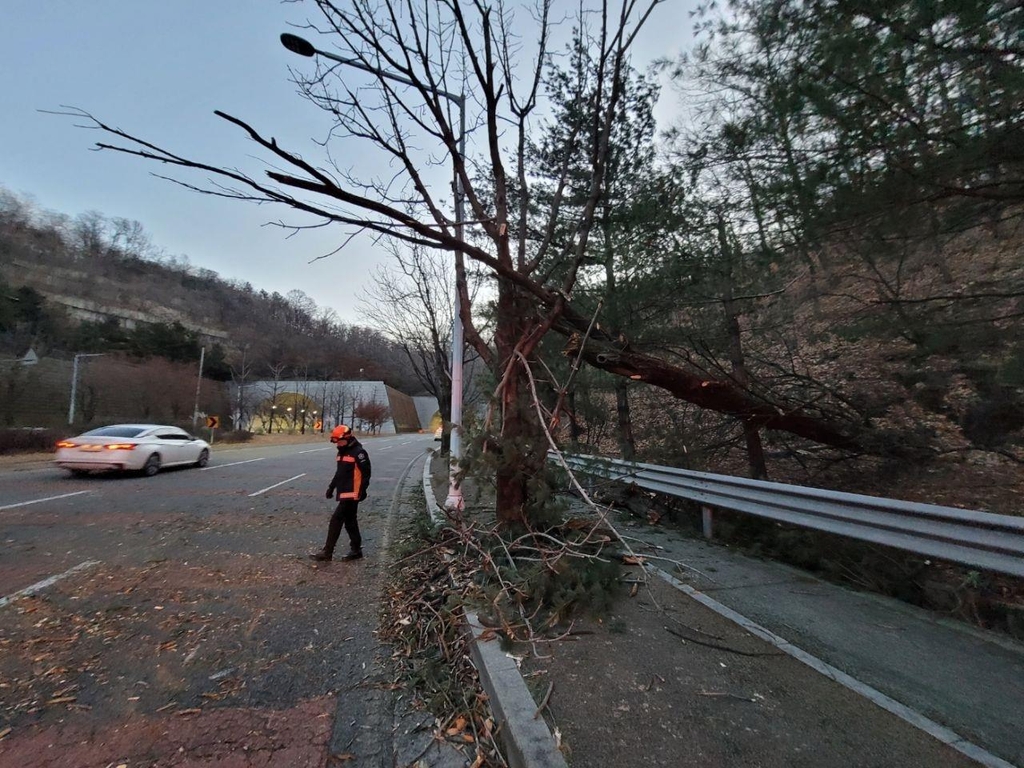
[201,457,266,471]
[0,560,101,609]
[249,473,307,497]
[0,490,91,511]
[298,447,336,454]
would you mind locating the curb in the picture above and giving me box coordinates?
[422,451,568,768]
[464,610,569,768]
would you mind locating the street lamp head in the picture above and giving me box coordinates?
[280,33,316,58]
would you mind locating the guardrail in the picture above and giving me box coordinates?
[557,453,1024,579]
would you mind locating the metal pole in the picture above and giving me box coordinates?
[192,346,206,431]
[279,34,467,507]
[68,354,80,426]
[446,95,466,511]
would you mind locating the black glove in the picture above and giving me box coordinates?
[325,489,334,499]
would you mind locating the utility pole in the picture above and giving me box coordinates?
[192,346,205,431]
[68,353,105,426]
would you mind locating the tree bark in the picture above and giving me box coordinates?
[493,277,544,528]
[615,380,637,461]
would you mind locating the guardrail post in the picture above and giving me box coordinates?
[701,505,714,540]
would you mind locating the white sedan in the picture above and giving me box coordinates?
[54,424,211,477]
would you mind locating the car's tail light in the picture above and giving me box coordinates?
[56,441,77,449]
[105,443,137,450]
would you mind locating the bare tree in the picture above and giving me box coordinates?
[361,242,468,453]
[69,0,873,524]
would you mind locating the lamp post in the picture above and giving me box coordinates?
[281,33,466,510]
[68,353,106,426]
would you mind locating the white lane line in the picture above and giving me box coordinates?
[0,490,91,512]
[654,568,1017,768]
[249,473,307,497]
[398,441,412,446]
[201,457,266,471]
[298,447,335,454]
[0,560,101,609]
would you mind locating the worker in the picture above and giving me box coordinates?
[310,424,371,562]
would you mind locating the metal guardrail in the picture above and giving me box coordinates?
[557,453,1024,579]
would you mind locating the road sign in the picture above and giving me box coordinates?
[206,416,220,429]
[314,420,323,431]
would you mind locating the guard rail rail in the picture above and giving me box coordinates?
[557,453,1024,579]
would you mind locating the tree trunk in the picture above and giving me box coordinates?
[723,293,768,479]
[615,379,637,461]
[567,389,582,449]
[718,218,768,479]
[493,277,544,528]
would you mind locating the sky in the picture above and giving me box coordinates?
[1,1,696,326]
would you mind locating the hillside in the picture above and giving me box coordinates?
[0,187,422,394]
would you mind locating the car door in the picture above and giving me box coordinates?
[153,431,189,464]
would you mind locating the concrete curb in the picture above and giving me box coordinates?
[421,451,568,768]
[464,610,569,768]
[423,448,445,525]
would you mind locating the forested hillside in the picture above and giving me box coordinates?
[0,188,422,395]
[532,0,1023,515]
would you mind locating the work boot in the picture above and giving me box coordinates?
[340,549,363,562]
[309,549,333,562]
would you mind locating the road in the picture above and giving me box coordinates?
[0,434,436,767]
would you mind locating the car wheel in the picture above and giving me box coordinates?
[142,454,161,477]
[68,469,89,478]
[195,449,210,468]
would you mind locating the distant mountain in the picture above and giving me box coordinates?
[0,186,422,393]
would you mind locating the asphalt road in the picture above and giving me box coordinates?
[0,434,437,767]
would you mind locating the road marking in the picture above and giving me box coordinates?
[298,447,335,454]
[201,458,266,471]
[0,490,91,511]
[249,473,307,497]
[399,441,412,446]
[0,560,101,609]
[654,568,1017,768]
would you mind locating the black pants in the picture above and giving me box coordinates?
[324,499,361,555]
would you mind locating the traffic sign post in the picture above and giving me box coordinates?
[205,415,219,445]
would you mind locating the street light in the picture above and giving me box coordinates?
[281,32,466,510]
[68,353,106,426]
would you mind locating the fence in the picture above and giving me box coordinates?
[0,354,229,432]
[558,453,1024,579]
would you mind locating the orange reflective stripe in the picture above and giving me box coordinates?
[352,466,362,497]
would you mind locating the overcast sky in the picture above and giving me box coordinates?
[1,1,695,326]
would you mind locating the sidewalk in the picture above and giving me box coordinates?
[430,463,1024,767]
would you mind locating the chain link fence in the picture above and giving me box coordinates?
[0,353,229,435]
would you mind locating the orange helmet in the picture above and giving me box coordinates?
[330,425,352,443]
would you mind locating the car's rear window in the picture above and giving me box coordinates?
[81,426,147,438]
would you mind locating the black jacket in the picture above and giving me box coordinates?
[327,438,371,501]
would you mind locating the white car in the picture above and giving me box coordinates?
[55,424,211,477]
